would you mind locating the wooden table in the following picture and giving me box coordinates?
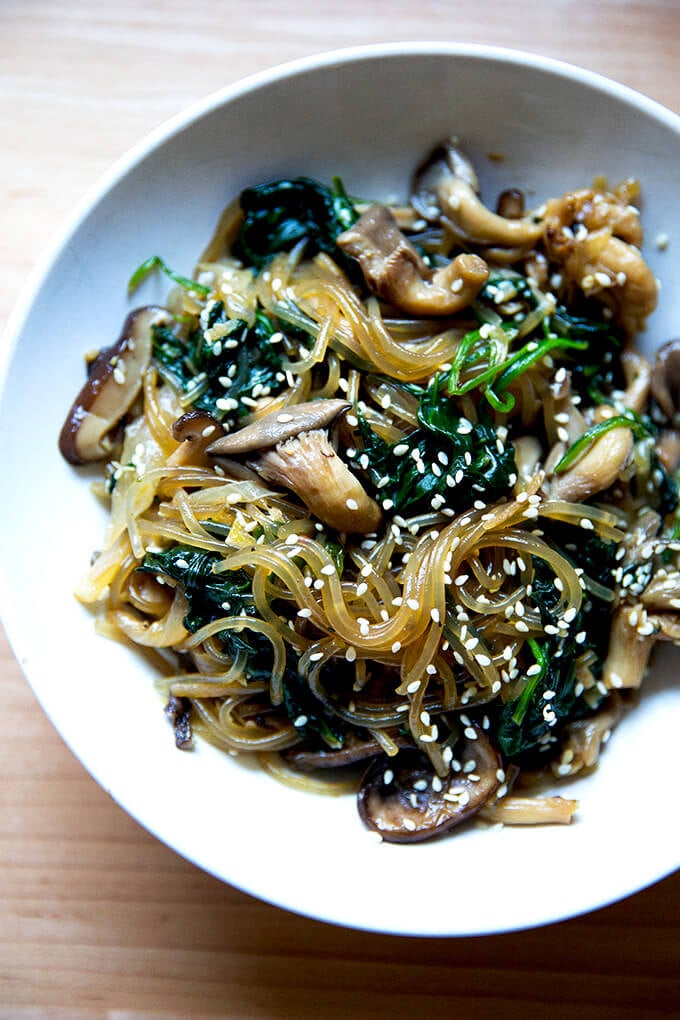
[2,3,679,1015]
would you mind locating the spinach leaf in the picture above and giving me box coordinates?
[496,526,616,760]
[551,306,624,403]
[357,376,516,516]
[138,545,273,679]
[151,302,288,424]
[282,672,346,749]
[233,177,358,269]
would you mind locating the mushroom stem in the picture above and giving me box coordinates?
[439,177,543,248]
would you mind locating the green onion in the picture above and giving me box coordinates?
[554,414,652,474]
[128,255,211,297]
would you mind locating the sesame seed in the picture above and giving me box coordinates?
[297,607,312,619]
[345,646,357,662]
[430,608,441,624]
[393,444,409,457]
[293,715,308,727]
[321,564,336,576]
[309,651,324,662]
[455,574,469,586]
[527,664,541,677]
[391,641,402,654]
[464,726,478,740]
[407,598,419,611]
[383,769,394,785]
[346,498,359,511]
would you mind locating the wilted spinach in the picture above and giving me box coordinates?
[233,176,358,269]
[357,376,517,516]
[496,526,617,760]
[138,545,273,679]
[151,301,287,424]
[551,305,624,404]
[281,672,346,749]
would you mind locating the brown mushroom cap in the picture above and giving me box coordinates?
[59,305,171,464]
[358,725,501,843]
[651,339,680,419]
[168,410,226,467]
[206,399,350,456]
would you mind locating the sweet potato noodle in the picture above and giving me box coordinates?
[59,139,680,842]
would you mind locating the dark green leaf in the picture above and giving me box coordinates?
[233,177,358,269]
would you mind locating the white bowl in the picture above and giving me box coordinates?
[1,43,679,936]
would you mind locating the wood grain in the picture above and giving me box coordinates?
[1,2,679,1015]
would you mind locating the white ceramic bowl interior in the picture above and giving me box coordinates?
[1,44,679,936]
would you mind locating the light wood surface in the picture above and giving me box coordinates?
[2,2,679,1016]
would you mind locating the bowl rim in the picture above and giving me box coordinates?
[2,41,680,936]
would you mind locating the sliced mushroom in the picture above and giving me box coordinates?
[164,695,193,750]
[336,204,489,316]
[548,423,634,502]
[206,399,350,456]
[284,730,409,770]
[168,410,226,467]
[650,339,680,419]
[256,430,382,533]
[357,725,501,843]
[59,305,171,464]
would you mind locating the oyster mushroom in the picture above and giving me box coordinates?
[548,422,634,502]
[59,305,171,464]
[543,189,658,336]
[651,338,680,419]
[411,137,480,222]
[602,605,656,689]
[550,696,623,778]
[357,725,501,843]
[207,399,382,534]
[620,348,651,415]
[411,138,542,250]
[336,204,489,317]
